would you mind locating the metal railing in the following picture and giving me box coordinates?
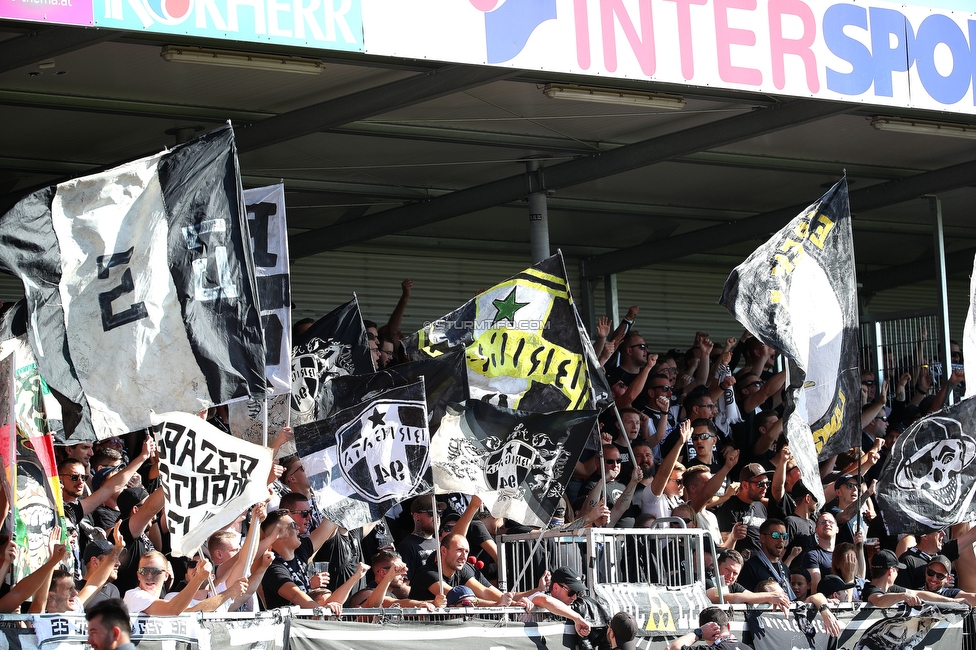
[496,524,714,596]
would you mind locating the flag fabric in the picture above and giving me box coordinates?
[290,297,374,427]
[0,353,15,509]
[294,379,430,531]
[876,397,976,534]
[719,178,860,506]
[244,184,291,396]
[432,400,598,527]
[227,394,292,455]
[329,348,468,433]
[0,125,266,440]
[403,252,610,413]
[964,254,976,399]
[152,410,273,556]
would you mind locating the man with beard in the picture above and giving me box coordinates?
[641,422,690,519]
[398,496,438,582]
[714,464,770,558]
[736,519,795,597]
[922,555,976,605]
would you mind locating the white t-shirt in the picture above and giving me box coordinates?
[122,588,158,614]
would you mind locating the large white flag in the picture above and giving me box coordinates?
[153,410,273,557]
[244,184,291,396]
[720,178,860,506]
[0,126,266,440]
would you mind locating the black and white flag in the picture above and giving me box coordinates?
[226,394,292,456]
[877,397,976,534]
[432,400,598,527]
[294,379,430,531]
[291,297,374,427]
[330,348,467,434]
[0,126,266,440]
[153,410,273,556]
[720,178,860,506]
[403,252,611,414]
[244,184,291,396]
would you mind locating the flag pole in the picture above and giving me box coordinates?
[261,397,268,448]
[512,525,548,592]
[431,491,446,604]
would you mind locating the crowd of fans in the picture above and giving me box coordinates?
[0,281,967,650]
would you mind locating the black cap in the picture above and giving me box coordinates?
[871,549,907,570]
[817,574,856,596]
[929,555,952,572]
[833,473,865,490]
[410,495,434,514]
[117,487,149,518]
[83,540,115,564]
[92,466,120,492]
[552,566,587,595]
[609,612,638,650]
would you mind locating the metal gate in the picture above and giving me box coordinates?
[859,309,949,403]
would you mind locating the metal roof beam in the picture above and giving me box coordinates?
[289,99,852,259]
[0,27,116,74]
[236,65,514,153]
[859,247,976,295]
[581,157,976,278]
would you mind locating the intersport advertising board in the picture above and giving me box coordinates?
[361,0,976,115]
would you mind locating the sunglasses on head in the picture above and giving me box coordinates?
[765,531,789,540]
[138,567,166,577]
[927,568,948,580]
[288,509,313,518]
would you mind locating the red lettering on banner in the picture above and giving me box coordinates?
[574,0,591,69]
[665,0,707,80]
[715,0,762,85]
[601,0,655,75]
[769,0,819,92]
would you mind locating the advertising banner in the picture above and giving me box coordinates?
[361,0,976,115]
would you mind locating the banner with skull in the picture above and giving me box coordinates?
[432,400,598,527]
[290,297,374,427]
[877,396,976,534]
[719,177,860,507]
[294,379,430,531]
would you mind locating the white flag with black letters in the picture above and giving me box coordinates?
[244,184,291,396]
[0,126,266,440]
[153,410,273,557]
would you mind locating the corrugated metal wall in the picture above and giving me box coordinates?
[0,250,968,357]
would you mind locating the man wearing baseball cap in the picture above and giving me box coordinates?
[922,555,976,605]
[861,550,961,607]
[714,463,771,558]
[608,612,638,650]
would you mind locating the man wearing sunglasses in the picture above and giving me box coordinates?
[715,464,771,558]
[895,524,976,590]
[737,519,795,597]
[606,332,650,388]
[399,496,439,582]
[922,555,976,605]
[260,509,343,609]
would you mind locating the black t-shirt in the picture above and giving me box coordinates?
[785,515,816,554]
[114,516,154,595]
[713,497,767,558]
[91,505,121,531]
[408,560,477,600]
[262,537,314,609]
[860,581,906,603]
[896,542,961,589]
[398,533,437,582]
[316,528,364,592]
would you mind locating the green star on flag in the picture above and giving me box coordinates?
[491,287,530,325]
